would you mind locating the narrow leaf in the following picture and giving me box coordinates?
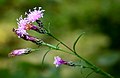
[47,22,51,33]
[85,71,94,78]
[73,32,85,52]
[42,49,51,65]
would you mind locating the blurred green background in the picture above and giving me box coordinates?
[0,0,120,78]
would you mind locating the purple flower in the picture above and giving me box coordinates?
[13,7,46,45]
[15,7,46,34]
[54,56,68,67]
[23,35,43,45]
[13,28,43,45]
[13,28,28,38]
[16,16,41,32]
[17,15,36,31]
[26,7,45,22]
[8,48,31,57]
[17,16,30,29]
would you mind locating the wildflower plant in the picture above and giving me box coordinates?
[9,7,114,78]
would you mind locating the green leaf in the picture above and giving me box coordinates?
[73,32,85,52]
[42,49,51,65]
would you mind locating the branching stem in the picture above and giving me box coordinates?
[45,32,114,78]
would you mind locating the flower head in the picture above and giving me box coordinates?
[54,56,68,67]
[15,7,46,34]
[26,7,45,22]
[13,28,43,44]
[17,16,29,29]
[13,28,28,38]
[17,15,34,30]
[8,48,31,57]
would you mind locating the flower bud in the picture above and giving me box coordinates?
[8,48,32,57]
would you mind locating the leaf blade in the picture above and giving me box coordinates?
[73,32,85,52]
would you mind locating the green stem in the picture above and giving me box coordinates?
[47,33,74,52]
[74,52,114,78]
[41,42,75,55]
[46,33,114,78]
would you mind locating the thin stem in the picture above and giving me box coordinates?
[58,48,75,55]
[41,42,75,55]
[74,64,90,69]
[47,33,74,52]
[73,51,114,78]
[46,33,93,68]
[46,33,114,78]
